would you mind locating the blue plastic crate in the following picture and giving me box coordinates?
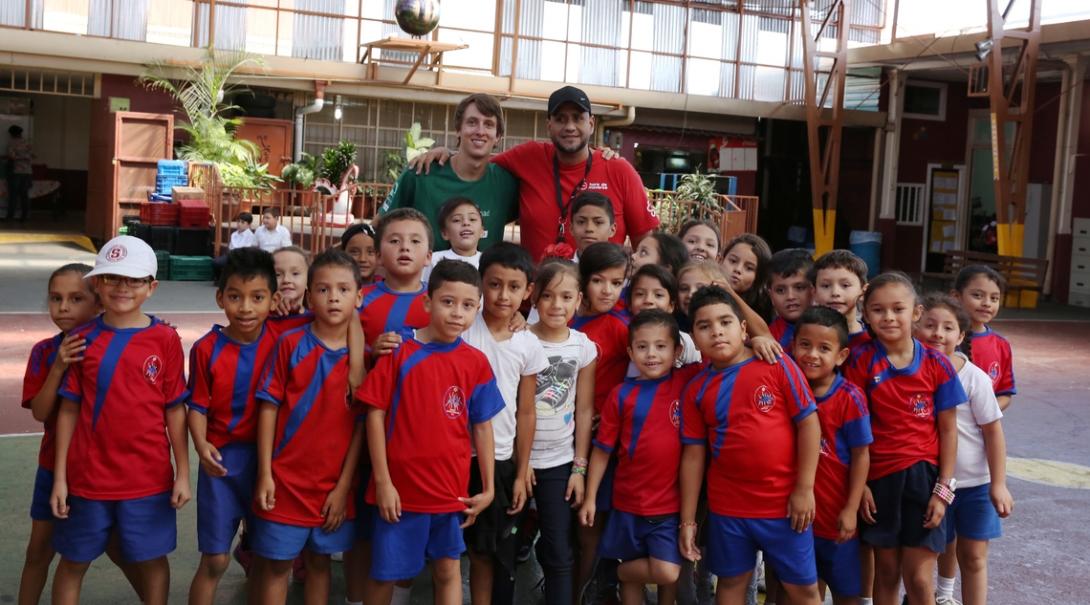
[157,160,188,176]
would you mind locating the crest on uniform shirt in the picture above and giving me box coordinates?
[819,436,832,458]
[987,361,1001,384]
[753,385,775,413]
[668,399,681,428]
[909,393,932,418]
[143,355,162,384]
[442,385,466,419]
[105,244,127,263]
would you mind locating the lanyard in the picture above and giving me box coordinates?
[552,151,593,243]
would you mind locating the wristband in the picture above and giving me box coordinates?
[680,521,698,529]
[573,457,589,467]
[932,482,955,505]
[571,464,587,476]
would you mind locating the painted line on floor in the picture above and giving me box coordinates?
[1007,457,1090,490]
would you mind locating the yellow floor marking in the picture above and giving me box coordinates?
[0,232,96,253]
[1007,457,1090,490]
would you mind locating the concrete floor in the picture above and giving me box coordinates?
[1,240,1089,603]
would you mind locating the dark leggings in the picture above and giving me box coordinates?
[5,174,30,220]
[533,462,574,605]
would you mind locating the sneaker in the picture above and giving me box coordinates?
[232,544,253,577]
[936,596,962,605]
[292,556,307,583]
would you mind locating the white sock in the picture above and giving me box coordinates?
[860,599,874,605]
[937,575,956,599]
[345,601,363,605]
[391,585,412,605]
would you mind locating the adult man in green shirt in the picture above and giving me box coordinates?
[380,93,518,251]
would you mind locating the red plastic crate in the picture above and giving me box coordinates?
[139,202,179,226]
[177,199,210,228]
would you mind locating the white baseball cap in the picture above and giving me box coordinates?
[85,235,158,280]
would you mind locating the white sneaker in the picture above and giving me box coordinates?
[331,551,344,562]
[935,596,961,605]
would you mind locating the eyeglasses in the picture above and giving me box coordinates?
[98,275,153,288]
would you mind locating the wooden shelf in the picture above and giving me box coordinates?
[359,36,468,85]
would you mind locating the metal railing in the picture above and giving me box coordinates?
[647,190,759,243]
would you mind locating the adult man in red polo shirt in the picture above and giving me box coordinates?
[414,86,659,261]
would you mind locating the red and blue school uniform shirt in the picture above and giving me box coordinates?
[680,356,817,519]
[355,337,505,514]
[770,316,796,350]
[968,326,1016,397]
[187,315,313,447]
[357,281,430,357]
[255,325,361,527]
[594,365,703,516]
[571,309,631,415]
[21,333,64,471]
[843,338,967,481]
[813,374,873,540]
[58,316,188,500]
[848,327,871,356]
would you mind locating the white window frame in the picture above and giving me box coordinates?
[903,80,947,121]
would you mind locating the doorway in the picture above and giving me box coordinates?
[964,111,1015,254]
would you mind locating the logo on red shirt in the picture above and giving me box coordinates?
[442,386,465,419]
[987,361,1001,384]
[753,385,775,413]
[105,244,127,262]
[669,399,681,428]
[909,393,932,418]
[818,436,832,458]
[143,355,162,384]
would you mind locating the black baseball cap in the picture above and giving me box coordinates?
[548,86,592,116]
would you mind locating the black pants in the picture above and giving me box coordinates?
[533,463,575,605]
[5,174,30,220]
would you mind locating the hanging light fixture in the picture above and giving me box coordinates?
[334,95,343,120]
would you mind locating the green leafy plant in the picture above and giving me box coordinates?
[384,122,434,182]
[281,152,318,189]
[672,172,722,213]
[320,141,358,185]
[141,49,278,189]
[652,173,725,232]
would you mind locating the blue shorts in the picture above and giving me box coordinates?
[596,456,617,512]
[196,443,256,554]
[814,537,861,597]
[599,509,681,565]
[53,491,176,563]
[705,514,817,586]
[371,511,465,581]
[30,466,54,521]
[945,483,1002,543]
[250,516,356,560]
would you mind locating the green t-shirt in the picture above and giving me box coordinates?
[379,162,519,251]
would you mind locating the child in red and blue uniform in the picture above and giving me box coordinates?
[953,265,1016,411]
[50,236,191,605]
[679,285,823,605]
[357,259,504,605]
[842,272,966,605]
[251,249,367,604]
[359,207,433,361]
[186,248,293,603]
[18,263,144,604]
[581,310,702,605]
[768,249,815,352]
[811,250,871,355]
[571,241,631,595]
[793,306,873,604]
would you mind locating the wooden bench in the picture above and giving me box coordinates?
[920,249,1048,307]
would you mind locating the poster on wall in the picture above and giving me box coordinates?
[709,137,757,172]
[928,168,962,253]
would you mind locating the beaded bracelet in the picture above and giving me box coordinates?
[571,464,587,476]
[573,457,589,467]
[680,521,698,529]
[932,482,955,505]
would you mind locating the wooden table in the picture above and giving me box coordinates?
[359,37,468,85]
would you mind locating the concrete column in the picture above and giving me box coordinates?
[1046,54,1087,298]
[876,68,903,271]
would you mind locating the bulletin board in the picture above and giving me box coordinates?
[927,168,962,253]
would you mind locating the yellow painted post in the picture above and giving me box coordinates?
[812,208,836,256]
